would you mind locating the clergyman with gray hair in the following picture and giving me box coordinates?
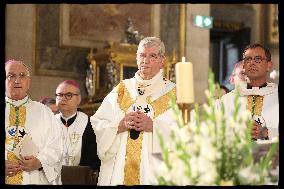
[5,59,63,184]
[90,37,178,185]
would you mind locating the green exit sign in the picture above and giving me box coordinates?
[193,15,213,29]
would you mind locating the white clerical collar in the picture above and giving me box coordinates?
[233,82,278,96]
[133,69,164,98]
[134,69,163,86]
[5,95,29,107]
[61,112,77,121]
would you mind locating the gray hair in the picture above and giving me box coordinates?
[5,59,30,76]
[138,37,165,56]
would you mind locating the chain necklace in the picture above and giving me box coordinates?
[63,123,79,165]
[137,83,151,96]
[251,95,256,116]
[6,97,29,150]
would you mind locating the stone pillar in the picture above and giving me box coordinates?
[185,4,210,104]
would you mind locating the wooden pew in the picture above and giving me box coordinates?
[61,165,98,185]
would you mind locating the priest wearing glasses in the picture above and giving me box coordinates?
[91,37,178,185]
[5,59,63,184]
[218,44,279,141]
[55,80,100,174]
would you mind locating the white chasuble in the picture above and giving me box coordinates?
[219,83,279,139]
[91,70,178,185]
[5,96,63,185]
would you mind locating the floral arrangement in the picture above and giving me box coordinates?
[154,71,278,185]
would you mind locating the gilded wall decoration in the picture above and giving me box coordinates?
[267,4,278,45]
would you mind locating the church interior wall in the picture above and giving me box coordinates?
[5,4,279,104]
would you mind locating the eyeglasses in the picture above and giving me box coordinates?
[55,92,80,100]
[137,53,160,62]
[6,72,29,82]
[243,56,268,64]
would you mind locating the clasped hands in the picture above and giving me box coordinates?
[117,111,153,134]
[251,121,268,140]
[5,155,42,177]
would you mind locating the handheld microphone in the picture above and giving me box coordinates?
[130,129,140,140]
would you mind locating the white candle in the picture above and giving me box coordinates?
[175,57,194,103]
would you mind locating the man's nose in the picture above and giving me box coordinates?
[60,96,68,101]
[249,61,257,66]
[142,57,150,63]
[57,95,66,101]
[14,76,22,83]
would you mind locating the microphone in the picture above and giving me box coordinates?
[130,129,140,140]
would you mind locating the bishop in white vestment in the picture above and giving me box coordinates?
[90,37,178,185]
[55,80,101,171]
[56,111,100,170]
[5,60,63,184]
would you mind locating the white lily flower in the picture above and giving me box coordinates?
[156,71,278,186]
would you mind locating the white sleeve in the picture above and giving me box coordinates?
[215,98,222,111]
[90,91,124,162]
[36,109,63,184]
[152,108,178,153]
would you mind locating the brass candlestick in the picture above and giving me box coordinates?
[178,103,194,125]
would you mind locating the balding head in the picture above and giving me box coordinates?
[56,80,81,94]
[55,80,81,117]
[5,59,31,100]
[5,59,30,76]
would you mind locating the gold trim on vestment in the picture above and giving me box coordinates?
[123,131,144,185]
[5,152,23,185]
[247,95,264,116]
[116,82,135,113]
[147,87,176,118]
[117,82,176,185]
[116,82,141,185]
[9,106,26,126]
[5,106,26,185]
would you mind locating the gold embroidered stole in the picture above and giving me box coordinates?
[116,82,176,185]
[247,95,264,116]
[116,82,135,112]
[5,106,26,185]
[148,88,176,119]
[124,131,144,185]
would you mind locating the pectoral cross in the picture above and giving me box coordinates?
[255,117,262,126]
[70,132,78,144]
[144,105,151,114]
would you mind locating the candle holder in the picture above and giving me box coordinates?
[178,103,194,125]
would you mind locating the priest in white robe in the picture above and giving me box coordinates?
[91,37,177,185]
[55,80,100,171]
[218,44,278,140]
[5,60,63,184]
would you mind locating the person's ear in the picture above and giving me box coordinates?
[229,76,234,84]
[27,77,31,90]
[159,56,165,68]
[77,95,81,106]
[267,61,273,72]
